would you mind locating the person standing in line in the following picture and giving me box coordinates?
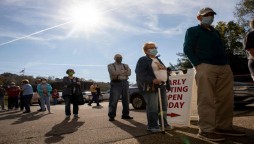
[21,79,33,113]
[88,83,100,106]
[183,7,246,142]
[0,85,6,110]
[52,89,60,105]
[107,54,133,121]
[96,84,102,104]
[37,78,53,114]
[244,18,254,81]
[6,82,20,110]
[62,69,81,119]
[35,78,44,111]
[135,42,173,133]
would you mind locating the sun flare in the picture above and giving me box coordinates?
[68,2,104,32]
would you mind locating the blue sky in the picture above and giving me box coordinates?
[0,0,239,83]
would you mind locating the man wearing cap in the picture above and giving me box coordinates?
[183,7,246,141]
[107,54,132,121]
[244,18,254,81]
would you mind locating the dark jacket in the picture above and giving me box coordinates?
[62,76,81,96]
[135,55,170,93]
[183,25,227,66]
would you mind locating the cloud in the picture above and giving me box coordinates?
[0,0,237,46]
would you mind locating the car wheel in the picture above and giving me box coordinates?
[131,94,146,109]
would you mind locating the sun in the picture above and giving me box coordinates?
[67,2,104,32]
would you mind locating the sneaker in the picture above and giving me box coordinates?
[48,111,53,114]
[197,132,225,142]
[121,116,133,119]
[23,111,31,114]
[214,129,246,136]
[109,117,115,121]
[74,114,80,118]
[147,128,161,133]
[65,115,70,119]
[164,125,174,131]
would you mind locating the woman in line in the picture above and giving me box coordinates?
[62,69,81,119]
[37,78,52,114]
[135,42,173,133]
[21,79,33,113]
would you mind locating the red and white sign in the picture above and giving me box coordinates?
[167,69,195,126]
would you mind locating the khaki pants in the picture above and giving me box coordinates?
[195,63,234,132]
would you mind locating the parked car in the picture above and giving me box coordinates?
[82,91,103,103]
[30,91,64,105]
[129,84,146,109]
[128,81,254,110]
[101,90,110,100]
[233,82,254,108]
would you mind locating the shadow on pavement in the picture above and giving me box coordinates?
[188,120,254,144]
[110,119,148,143]
[11,111,47,125]
[44,118,84,144]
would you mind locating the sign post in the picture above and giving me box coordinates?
[167,69,196,127]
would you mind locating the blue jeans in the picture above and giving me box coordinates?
[63,95,79,115]
[23,94,32,112]
[88,92,99,105]
[143,85,169,129]
[40,95,50,111]
[108,80,130,118]
[53,98,58,105]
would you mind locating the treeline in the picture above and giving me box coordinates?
[0,72,111,91]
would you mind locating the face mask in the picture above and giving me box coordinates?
[68,72,74,76]
[149,49,158,56]
[201,16,214,25]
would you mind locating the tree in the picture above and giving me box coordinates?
[234,0,254,30]
[215,21,249,75]
[175,52,193,71]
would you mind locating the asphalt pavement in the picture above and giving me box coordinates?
[0,102,254,144]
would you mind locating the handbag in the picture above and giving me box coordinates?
[71,86,85,105]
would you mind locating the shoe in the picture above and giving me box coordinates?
[197,132,225,142]
[121,116,133,119]
[109,117,115,121]
[23,111,31,114]
[37,109,42,112]
[214,129,246,136]
[88,104,91,106]
[65,115,70,119]
[74,114,80,118]
[162,125,174,131]
[48,111,53,114]
[147,128,161,133]
[97,104,101,106]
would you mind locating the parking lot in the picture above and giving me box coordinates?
[0,101,254,144]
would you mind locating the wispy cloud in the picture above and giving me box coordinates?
[0,0,237,46]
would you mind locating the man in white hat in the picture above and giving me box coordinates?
[183,7,246,141]
[107,54,132,121]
